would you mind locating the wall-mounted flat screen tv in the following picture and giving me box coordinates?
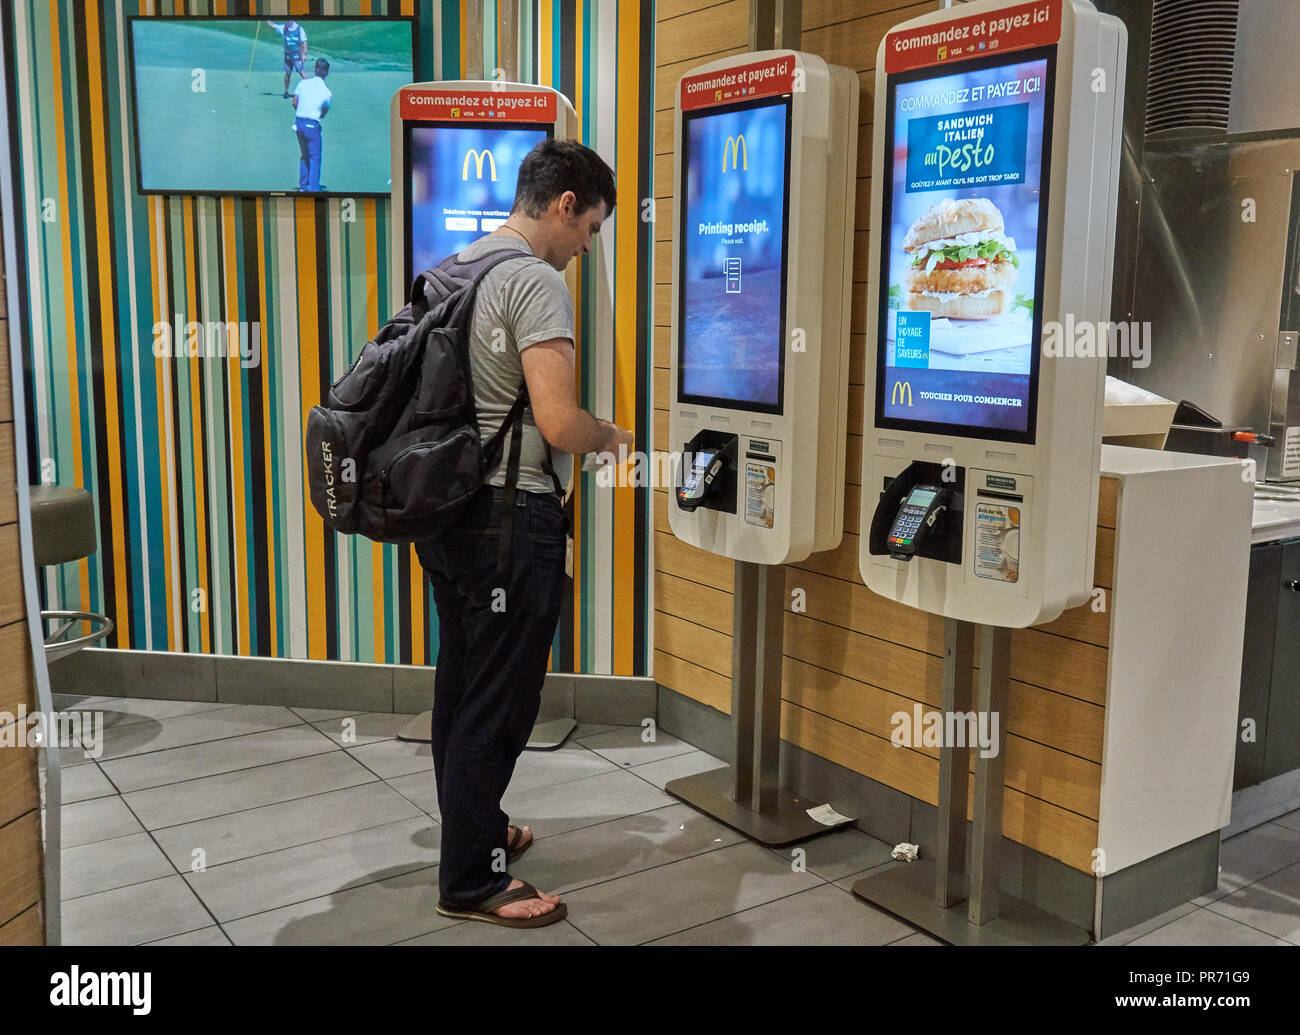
[128,16,416,197]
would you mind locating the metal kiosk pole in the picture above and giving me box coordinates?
[851,618,1090,944]
[664,560,852,845]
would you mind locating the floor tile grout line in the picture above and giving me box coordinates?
[64,778,431,876]
[63,746,385,847]
[217,862,446,945]
[197,860,442,930]
[1200,889,1300,944]
[109,790,230,943]
[622,879,875,947]
[550,838,816,914]
[59,699,249,735]
[95,717,316,764]
[169,812,439,889]
[96,736,356,796]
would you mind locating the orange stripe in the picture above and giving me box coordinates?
[182,197,211,654]
[296,199,325,659]
[257,200,278,657]
[612,0,640,675]
[222,198,250,655]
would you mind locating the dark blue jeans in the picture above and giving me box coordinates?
[414,485,568,908]
[296,118,322,191]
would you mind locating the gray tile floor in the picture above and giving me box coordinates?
[41,694,1300,946]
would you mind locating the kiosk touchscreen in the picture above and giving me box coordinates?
[390,81,576,293]
[668,51,858,565]
[859,0,1125,627]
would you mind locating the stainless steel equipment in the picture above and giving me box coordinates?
[1096,0,1300,481]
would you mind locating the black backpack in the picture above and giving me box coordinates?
[305,247,556,550]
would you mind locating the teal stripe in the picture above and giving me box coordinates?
[441,0,459,77]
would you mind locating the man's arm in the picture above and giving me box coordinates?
[520,338,632,456]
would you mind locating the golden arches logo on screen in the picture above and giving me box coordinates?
[462,149,498,181]
[722,134,748,173]
[891,381,913,406]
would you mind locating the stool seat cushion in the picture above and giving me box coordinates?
[28,485,98,566]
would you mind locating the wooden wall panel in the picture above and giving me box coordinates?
[653,2,1118,874]
[0,199,43,942]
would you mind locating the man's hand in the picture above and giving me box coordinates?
[594,420,634,459]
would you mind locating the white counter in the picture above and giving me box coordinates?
[1095,445,1253,874]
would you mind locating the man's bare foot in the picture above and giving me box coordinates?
[491,879,561,920]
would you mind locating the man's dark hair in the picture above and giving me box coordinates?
[512,139,616,219]
[315,58,330,76]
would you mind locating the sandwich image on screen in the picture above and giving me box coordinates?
[903,198,1019,320]
[878,51,1052,438]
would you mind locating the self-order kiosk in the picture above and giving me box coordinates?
[388,80,580,750]
[669,51,858,566]
[390,81,577,302]
[860,0,1126,628]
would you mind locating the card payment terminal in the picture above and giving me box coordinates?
[677,438,737,511]
[887,484,950,560]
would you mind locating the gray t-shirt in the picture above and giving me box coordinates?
[458,235,574,496]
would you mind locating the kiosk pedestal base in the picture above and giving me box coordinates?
[665,561,852,846]
[851,860,1090,945]
[397,711,576,751]
[850,619,1090,944]
[665,765,849,847]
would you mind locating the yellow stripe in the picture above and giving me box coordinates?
[223,198,250,655]
[296,199,325,659]
[612,0,640,675]
[182,197,211,654]
[410,545,424,665]
[258,200,278,657]
[148,199,176,649]
[365,198,384,663]
[538,0,551,86]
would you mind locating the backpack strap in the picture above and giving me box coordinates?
[485,381,565,575]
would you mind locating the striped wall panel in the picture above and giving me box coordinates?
[9,0,652,674]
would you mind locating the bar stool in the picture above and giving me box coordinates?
[28,485,114,662]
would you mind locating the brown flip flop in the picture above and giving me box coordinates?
[436,880,567,928]
[507,823,533,863]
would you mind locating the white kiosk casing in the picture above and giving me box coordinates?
[390,81,577,305]
[668,51,858,566]
[859,0,1126,627]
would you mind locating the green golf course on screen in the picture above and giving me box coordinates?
[129,17,414,196]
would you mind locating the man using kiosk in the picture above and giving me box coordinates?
[413,140,632,928]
